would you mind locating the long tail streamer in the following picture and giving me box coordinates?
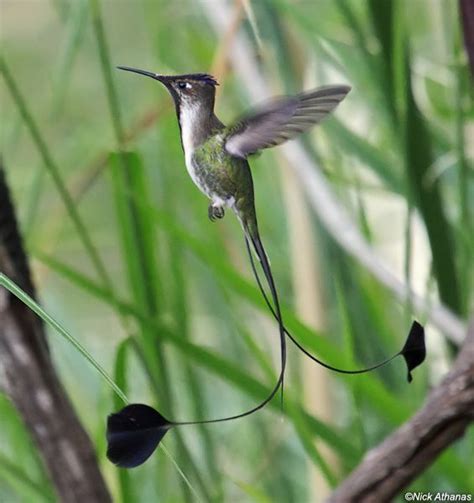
[244,237,425,382]
[107,232,287,468]
[106,232,425,469]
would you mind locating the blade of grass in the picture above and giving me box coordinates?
[229,478,273,503]
[403,203,414,323]
[367,0,397,124]
[0,392,55,497]
[88,0,126,146]
[405,53,462,316]
[334,273,367,453]
[453,9,472,310]
[108,152,170,403]
[287,401,338,487]
[0,453,54,503]
[112,338,134,503]
[393,2,462,318]
[0,272,127,403]
[323,119,403,194]
[51,0,89,115]
[23,168,46,237]
[0,56,112,292]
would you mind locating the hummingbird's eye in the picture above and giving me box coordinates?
[177,81,192,90]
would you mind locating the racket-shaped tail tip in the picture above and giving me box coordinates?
[401,321,426,383]
[106,403,172,468]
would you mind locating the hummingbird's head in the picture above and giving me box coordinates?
[117,66,219,112]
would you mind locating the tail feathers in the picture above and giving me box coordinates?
[105,233,289,469]
[106,369,286,468]
[244,235,426,383]
[107,404,172,468]
[104,226,289,470]
[245,227,287,408]
[401,321,426,382]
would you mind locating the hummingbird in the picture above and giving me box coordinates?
[105,67,426,468]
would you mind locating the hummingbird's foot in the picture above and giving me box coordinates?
[208,203,225,222]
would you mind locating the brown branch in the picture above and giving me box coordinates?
[0,166,111,502]
[327,321,474,502]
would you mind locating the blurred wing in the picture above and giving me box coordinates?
[225,85,351,158]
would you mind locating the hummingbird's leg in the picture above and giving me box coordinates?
[208,202,225,222]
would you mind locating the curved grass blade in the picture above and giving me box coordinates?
[0,272,127,404]
[0,273,200,497]
[0,452,54,503]
[0,57,111,292]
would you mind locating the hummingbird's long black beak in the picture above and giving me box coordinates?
[117,66,168,84]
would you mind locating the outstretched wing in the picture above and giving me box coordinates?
[225,85,350,158]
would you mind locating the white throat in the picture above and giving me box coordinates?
[180,102,203,188]
[180,102,202,156]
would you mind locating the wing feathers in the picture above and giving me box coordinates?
[225,85,350,158]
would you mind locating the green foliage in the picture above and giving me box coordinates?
[1,0,472,501]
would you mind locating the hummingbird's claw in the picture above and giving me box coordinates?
[208,203,225,222]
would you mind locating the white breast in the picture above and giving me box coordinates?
[180,103,202,189]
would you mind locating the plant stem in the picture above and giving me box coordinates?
[0,56,112,292]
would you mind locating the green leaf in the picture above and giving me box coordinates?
[112,338,135,503]
[404,52,462,315]
[0,452,54,503]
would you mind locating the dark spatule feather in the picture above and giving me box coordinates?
[400,321,426,382]
[105,230,289,471]
[106,404,173,468]
[244,236,427,382]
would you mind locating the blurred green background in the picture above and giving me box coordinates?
[1,0,473,501]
